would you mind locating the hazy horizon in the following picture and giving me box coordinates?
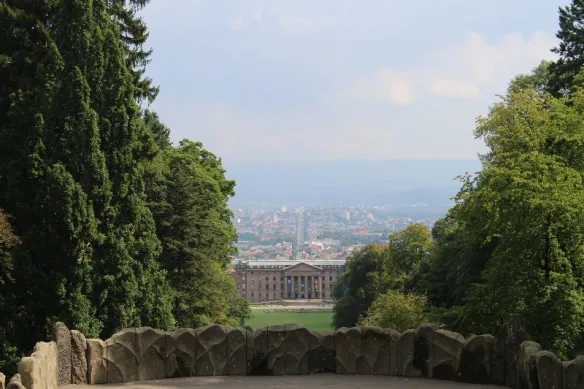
[225,158,482,209]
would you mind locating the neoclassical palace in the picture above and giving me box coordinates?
[233,259,346,303]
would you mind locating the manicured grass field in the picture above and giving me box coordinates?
[246,310,334,332]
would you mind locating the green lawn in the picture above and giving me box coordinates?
[246,311,334,332]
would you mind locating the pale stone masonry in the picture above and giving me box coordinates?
[234,260,345,303]
[1,321,584,389]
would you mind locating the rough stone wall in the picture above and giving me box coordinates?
[2,321,584,388]
[17,341,58,389]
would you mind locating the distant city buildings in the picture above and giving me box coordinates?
[232,205,438,262]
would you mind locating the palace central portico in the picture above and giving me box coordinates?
[233,260,346,303]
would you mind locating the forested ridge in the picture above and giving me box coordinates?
[0,0,249,374]
[333,0,584,359]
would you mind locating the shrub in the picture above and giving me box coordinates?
[358,290,437,332]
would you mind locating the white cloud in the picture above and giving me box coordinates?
[162,103,399,160]
[430,79,481,99]
[443,31,557,86]
[279,13,314,33]
[228,16,245,31]
[343,67,415,105]
[228,8,264,31]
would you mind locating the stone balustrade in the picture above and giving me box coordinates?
[1,322,583,389]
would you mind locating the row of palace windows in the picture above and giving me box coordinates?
[248,265,343,269]
[243,282,333,290]
[244,291,327,299]
[247,275,335,281]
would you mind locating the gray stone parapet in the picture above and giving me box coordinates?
[1,322,584,389]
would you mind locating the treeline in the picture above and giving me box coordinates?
[0,0,249,374]
[333,0,584,359]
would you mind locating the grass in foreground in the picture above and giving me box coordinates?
[245,310,334,332]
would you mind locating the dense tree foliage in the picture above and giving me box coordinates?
[0,0,247,375]
[333,1,584,357]
[332,223,432,328]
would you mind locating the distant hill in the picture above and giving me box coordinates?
[224,159,482,210]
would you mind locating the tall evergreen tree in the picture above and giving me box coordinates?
[549,0,584,96]
[145,137,246,328]
[0,0,174,360]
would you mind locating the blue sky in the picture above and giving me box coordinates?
[141,0,568,163]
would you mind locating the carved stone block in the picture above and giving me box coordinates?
[195,324,228,376]
[334,327,362,374]
[281,324,311,375]
[494,316,530,387]
[491,334,506,386]
[18,341,58,389]
[414,324,435,378]
[307,331,335,373]
[358,326,390,375]
[53,323,71,386]
[245,328,254,374]
[105,328,138,383]
[517,341,541,389]
[86,339,107,384]
[70,330,87,384]
[459,334,494,384]
[432,329,464,381]
[164,328,196,378]
[536,351,561,389]
[226,327,247,375]
[250,327,268,375]
[562,356,584,389]
[266,325,287,375]
[136,327,166,381]
[396,329,415,377]
[6,374,25,389]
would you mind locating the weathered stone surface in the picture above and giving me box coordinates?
[459,334,494,384]
[245,328,254,374]
[226,327,247,375]
[358,326,390,375]
[388,330,400,376]
[516,341,541,389]
[396,329,415,377]
[334,327,362,374]
[414,324,435,378]
[536,351,561,389]
[432,329,464,381]
[266,325,287,375]
[71,330,87,384]
[136,327,166,381]
[164,328,196,378]
[493,315,530,387]
[491,333,506,385]
[250,328,268,375]
[0,372,5,389]
[53,322,71,385]
[6,374,25,389]
[281,324,311,375]
[307,331,335,373]
[195,324,228,376]
[562,356,584,389]
[32,341,58,389]
[86,339,107,384]
[18,341,58,389]
[105,328,138,383]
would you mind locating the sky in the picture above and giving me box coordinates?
[141,0,569,163]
